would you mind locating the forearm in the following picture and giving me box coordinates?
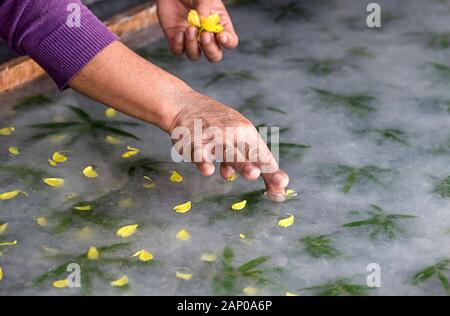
[69,41,193,132]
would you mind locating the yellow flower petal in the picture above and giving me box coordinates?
[239,233,246,239]
[243,286,259,296]
[0,190,27,200]
[201,14,224,33]
[286,291,299,296]
[105,135,122,145]
[0,266,3,282]
[176,271,193,280]
[48,159,57,167]
[143,176,156,189]
[227,173,238,182]
[87,246,100,260]
[73,205,92,211]
[176,229,191,241]
[36,217,49,227]
[278,214,295,228]
[52,151,68,163]
[122,146,140,158]
[285,189,298,198]
[116,224,138,238]
[169,170,183,183]
[173,201,192,214]
[105,107,117,118]
[82,166,98,178]
[0,223,8,235]
[64,192,77,201]
[8,146,20,156]
[43,178,65,187]
[53,279,69,288]
[0,127,15,136]
[0,240,17,246]
[200,253,217,262]
[231,200,247,211]
[187,9,201,28]
[132,250,154,262]
[111,275,129,287]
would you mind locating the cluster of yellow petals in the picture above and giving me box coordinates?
[187,10,224,34]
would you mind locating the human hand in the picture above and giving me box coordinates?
[156,0,239,62]
[168,91,290,201]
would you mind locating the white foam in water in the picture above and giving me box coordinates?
[1,0,450,295]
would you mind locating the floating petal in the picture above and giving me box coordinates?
[52,279,69,288]
[285,189,298,198]
[231,200,247,211]
[8,146,20,156]
[170,170,183,183]
[36,217,49,227]
[132,250,154,262]
[176,271,193,280]
[87,247,100,260]
[52,151,68,163]
[286,291,299,296]
[173,201,192,214]
[122,146,140,158]
[239,233,246,239]
[0,127,15,136]
[176,229,191,241]
[278,214,295,228]
[0,190,27,200]
[105,108,117,118]
[0,223,8,235]
[243,286,259,296]
[82,166,98,178]
[116,224,138,238]
[200,253,217,262]
[43,178,65,187]
[0,266,2,281]
[111,275,129,287]
[143,176,156,189]
[0,240,17,246]
[106,135,122,145]
[73,205,92,211]
[48,159,57,167]
[227,173,239,182]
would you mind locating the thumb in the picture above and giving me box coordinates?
[195,0,214,17]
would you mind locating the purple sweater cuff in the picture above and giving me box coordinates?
[27,5,118,90]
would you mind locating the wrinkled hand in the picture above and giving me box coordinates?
[156,0,239,62]
[168,92,289,201]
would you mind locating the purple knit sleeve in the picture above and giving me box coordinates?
[0,0,118,90]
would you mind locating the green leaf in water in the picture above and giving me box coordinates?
[412,259,450,294]
[271,2,312,23]
[290,58,355,76]
[355,128,409,145]
[301,277,372,296]
[240,38,286,57]
[204,70,258,87]
[13,95,53,111]
[335,165,391,193]
[311,88,375,116]
[434,175,450,199]
[300,233,341,258]
[342,204,416,240]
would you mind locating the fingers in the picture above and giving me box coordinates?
[200,32,223,63]
[262,169,290,202]
[170,32,185,57]
[196,161,215,177]
[185,26,201,61]
[220,163,236,180]
[216,31,239,50]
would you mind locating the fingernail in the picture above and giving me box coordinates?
[203,33,212,44]
[221,34,228,44]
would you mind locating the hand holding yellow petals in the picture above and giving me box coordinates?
[173,201,192,214]
[278,214,295,228]
[52,151,68,163]
[82,166,98,178]
[231,200,247,211]
[176,229,191,241]
[176,271,193,280]
[243,286,259,296]
[187,9,201,28]
[111,275,129,287]
[105,107,117,118]
[52,279,69,288]
[0,223,8,235]
[8,146,20,156]
[87,247,100,260]
[132,250,154,262]
[122,146,140,158]
[0,190,28,200]
[200,253,217,262]
[36,217,49,227]
[43,178,65,187]
[0,127,15,136]
[170,170,183,183]
[116,224,138,238]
